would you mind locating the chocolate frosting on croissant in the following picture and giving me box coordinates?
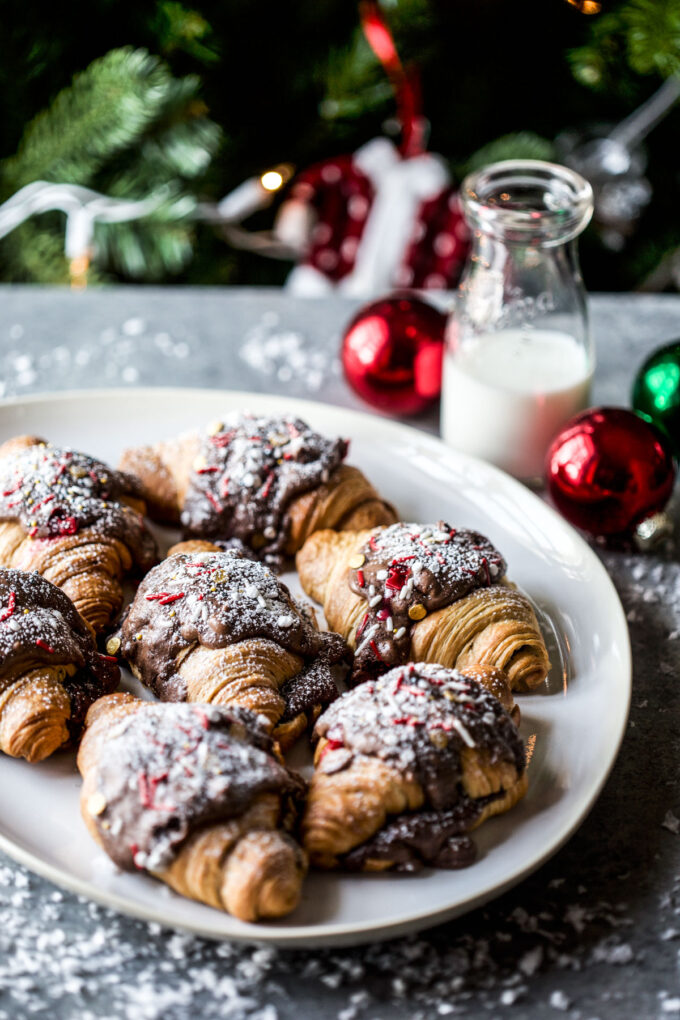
[315,663,524,811]
[181,413,348,570]
[348,522,506,683]
[90,703,305,871]
[119,549,347,710]
[0,442,156,569]
[0,568,119,733]
[343,804,482,872]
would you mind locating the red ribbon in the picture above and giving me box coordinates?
[359,1,424,157]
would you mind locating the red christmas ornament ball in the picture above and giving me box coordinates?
[342,294,447,416]
[546,407,676,538]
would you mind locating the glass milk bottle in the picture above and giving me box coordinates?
[442,160,594,482]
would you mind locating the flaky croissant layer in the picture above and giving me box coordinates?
[296,528,550,691]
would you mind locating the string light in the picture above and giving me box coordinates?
[261,171,284,191]
[564,0,602,13]
[0,166,298,289]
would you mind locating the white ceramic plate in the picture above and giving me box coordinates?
[0,389,631,947]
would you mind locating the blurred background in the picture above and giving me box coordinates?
[1,0,679,292]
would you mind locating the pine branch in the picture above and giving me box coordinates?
[153,2,220,65]
[624,0,680,77]
[0,46,222,283]
[569,0,680,91]
[94,218,195,280]
[1,49,176,194]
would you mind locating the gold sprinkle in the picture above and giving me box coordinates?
[429,729,449,749]
[208,420,224,436]
[106,637,121,655]
[349,553,365,569]
[193,455,208,472]
[408,604,427,621]
[135,633,142,641]
[87,792,107,816]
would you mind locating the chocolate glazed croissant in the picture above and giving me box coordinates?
[302,663,527,872]
[119,413,396,571]
[0,569,119,761]
[112,542,347,750]
[0,436,157,633]
[296,522,550,691]
[78,694,307,921]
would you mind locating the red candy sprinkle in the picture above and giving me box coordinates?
[138,772,175,812]
[196,466,219,474]
[209,430,234,448]
[356,569,365,587]
[205,490,222,513]
[319,737,345,761]
[0,592,16,622]
[356,612,369,639]
[35,639,55,653]
[260,471,275,499]
[369,639,384,662]
[53,516,79,536]
[194,707,210,730]
[31,494,54,512]
[145,592,185,606]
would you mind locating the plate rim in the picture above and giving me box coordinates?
[0,386,632,947]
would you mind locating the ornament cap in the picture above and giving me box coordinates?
[633,511,674,552]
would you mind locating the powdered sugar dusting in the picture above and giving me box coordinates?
[315,664,524,811]
[0,441,156,569]
[182,413,347,571]
[119,550,346,708]
[91,702,303,872]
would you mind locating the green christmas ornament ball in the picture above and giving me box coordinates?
[632,341,680,457]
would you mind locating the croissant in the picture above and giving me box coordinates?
[111,544,347,749]
[302,662,527,871]
[119,412,396,571]
[77,694,307,921]
[296,521,550,690]
[0,568,119,762]
[0,436,157,633]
